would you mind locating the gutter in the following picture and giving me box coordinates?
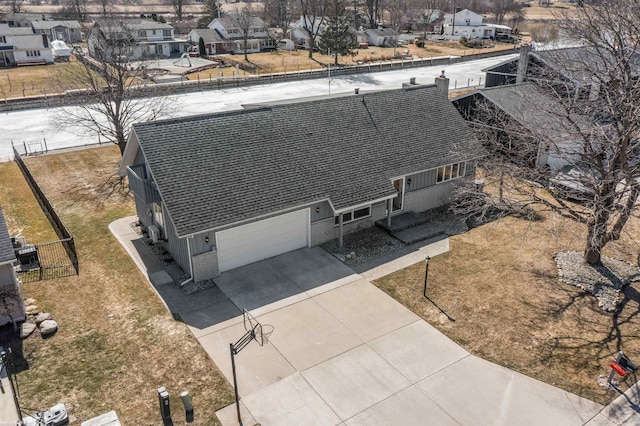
[180,235,194,287]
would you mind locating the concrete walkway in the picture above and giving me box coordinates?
[0,347,19,426]
[110,217,638,426]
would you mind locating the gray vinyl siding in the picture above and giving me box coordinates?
[310,201,333,222]
[406,169,437,192]
[310,201,386,245]
[164,209,190,273]
[404,181,457,212]
[134,146,146,166]
[190,231,216,256]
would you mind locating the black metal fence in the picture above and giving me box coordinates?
[12,146,79,282]
[16,239,78,283]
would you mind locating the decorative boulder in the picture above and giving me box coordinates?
[25,305,38,314]
[35,312,52,325]
[25,298,36,305]
[20,322,36,338]
[39,320,58,336]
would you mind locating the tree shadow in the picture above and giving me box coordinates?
[526,265,640,367]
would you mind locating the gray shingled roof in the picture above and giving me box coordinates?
[32,20,82,30]
[478,83,588,139]
[133,85,476,237]
[188,28,222,43]
[0,24,34,36]
[532,46,640,84]
[0,207,16,265]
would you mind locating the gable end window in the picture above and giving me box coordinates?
[334,206,371,226]
[436,161,466,183]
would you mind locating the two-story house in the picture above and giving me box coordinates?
[207,16,272,54]
[88,19,188,61]
[0,23,54,66]
[442,9,511,40]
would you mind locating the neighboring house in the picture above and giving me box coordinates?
[364,28,398,47]
[31,20,82,43]
[0,207,26,327]
[187,28,233,55]
[0,24,54,66]
[0,13,51,27]
[290,16,327,50]
[208,16,273,54]
[88,19,188,61]
[483,46,640,95]
[454,83,585,170]
[119,78,477,282]
[442,8,511,39]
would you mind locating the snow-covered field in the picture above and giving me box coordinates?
[0,54,517,162]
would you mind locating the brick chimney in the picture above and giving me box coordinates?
[435,70,449,97]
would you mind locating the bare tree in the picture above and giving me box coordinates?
[262,0,296,39]
[59,0,87,21]
[410,0,446,37]
[454,0,640,266]
[487,0,523,25]
[299,0,327,58]
[168,0,189,21]
[228,6,256,61]
[364,0,381,28]
[52,19,175,155]
[2,0,26,14]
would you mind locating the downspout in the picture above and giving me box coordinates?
[180,236,194,287]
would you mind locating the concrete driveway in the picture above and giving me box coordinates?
[110,218,624,425]
[190,254,603,426]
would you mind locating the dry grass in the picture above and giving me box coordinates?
[0,146,234,424]
[0,62,84,99]
[186,41,519,77]
[375,206,640,405]
[523,2,580,20]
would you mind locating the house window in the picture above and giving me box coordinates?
[0,36,5,43]
[26,50,41,57]
[138,30,146,38]
[163,30,171,38]
[436,161,466,183]
[153,202,164,230]
[334,206,371,226]
[152,30,157,35]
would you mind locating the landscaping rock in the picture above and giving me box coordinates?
[25,298,36,305]
[25,304,38,314]
[39,319,58,336]
[35,312,52,325]
[20,322,36,338]
[555,251,640,312]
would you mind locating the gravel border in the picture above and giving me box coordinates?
[129,222,216,295]
[555,251,640,312]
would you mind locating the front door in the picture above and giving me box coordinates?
[392,178,404,212]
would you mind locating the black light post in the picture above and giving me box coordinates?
[423,256,431,299]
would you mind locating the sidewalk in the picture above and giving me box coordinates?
[0,347,19,426]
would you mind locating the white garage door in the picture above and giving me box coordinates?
[216,209,310,273]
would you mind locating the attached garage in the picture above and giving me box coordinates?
[216,209,311,273]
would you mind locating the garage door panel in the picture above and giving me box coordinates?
[216,209,310,272]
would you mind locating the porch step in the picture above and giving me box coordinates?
[375,211,428,233]
[391,222,445,245]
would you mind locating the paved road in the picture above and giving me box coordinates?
[0,54,516,162]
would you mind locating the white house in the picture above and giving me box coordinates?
[89,19,188,61]
[207,16,272,53]
[289,16,327,50]
[442,9,511,39]
[364,28,398,47]
[0,24,54,66]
